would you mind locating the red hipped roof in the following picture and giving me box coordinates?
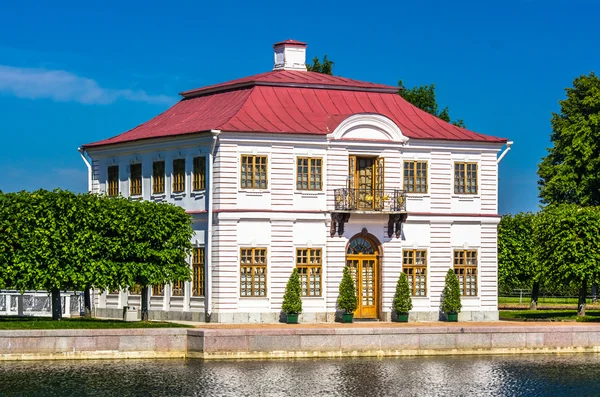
[83,70,506,148]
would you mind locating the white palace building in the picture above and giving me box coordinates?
[80,40,512,323]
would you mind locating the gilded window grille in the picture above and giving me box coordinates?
[240,155,268,189]
[152,284,164,296]
[107,165,119,197]
[129,163,142,196]
[296,248,322,296]
[192,247,205,297]
[240,248,267,297]
[403,161,428,193]
[453,250,478,296]
[403,249,427,296]
[296,157,323,191]
[172,159,186,193]
[454,162,478,194]
[193,157,206,191]
[152,161,165,194]
[172,280,185,296]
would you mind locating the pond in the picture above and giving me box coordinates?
[0,354,599,396]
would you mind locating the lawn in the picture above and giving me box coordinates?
[499,296,598,305]
[500,310,600,322]
[0,316,191,330]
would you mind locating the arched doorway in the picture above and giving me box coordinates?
[346,231,381,319]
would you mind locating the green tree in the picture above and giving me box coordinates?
[392,272,413,314]
[534,204,600,316]
[281,268,302,314]
[399,80,466,128]
[538,72,600,206]
[498,212,543,309]
[441,269,462,314]
[307,55,334,75]
[337,266,358,313]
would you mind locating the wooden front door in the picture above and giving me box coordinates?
[346,236,379,319]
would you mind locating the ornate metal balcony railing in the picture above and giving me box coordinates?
[334,188,407,213]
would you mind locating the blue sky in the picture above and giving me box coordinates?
[1,0,598,214]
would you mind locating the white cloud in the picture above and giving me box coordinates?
[0,65,174,105]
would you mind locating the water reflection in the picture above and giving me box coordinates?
[0,355,599,396]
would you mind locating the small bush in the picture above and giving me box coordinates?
[442,269,462,314]
[282,268,303,314]
[393,271,413,314]
[337,266,358,313]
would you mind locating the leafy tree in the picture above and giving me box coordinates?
[307,55,334,75]
[534,204,600,316]
[281,268,302,314]
[0,190,193,321]
[441,269,462,314]
[399,80,466,128]
[392,272,413,314]
[337,266,358,313]
[538,72,600,206]
[498,212,543,309]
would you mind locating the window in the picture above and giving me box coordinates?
[403,161,428,193]
[172,159,186,193]
[129,163,142,196]
[454,162,478,194]
[296,157,322,191]
[172,280,184,296]
[296,248,322,296]
[192,247,205,297]
[193,157,206,191]
[107,165,119,197]
[152,284,164,296]
[240,155,268,189]
[402,250,427,296]
[454,250,478,296]
[152,161,165,194]
[240,248,267,297]
[128,284,141,295]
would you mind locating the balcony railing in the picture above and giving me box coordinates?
[334,188,407,213]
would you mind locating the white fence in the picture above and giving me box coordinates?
[0,291,84,317]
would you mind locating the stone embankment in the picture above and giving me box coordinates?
[2,323,600,360]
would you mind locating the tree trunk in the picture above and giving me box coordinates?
[141,286,149,321]
[84,287,92,318]
[592,283,598,304]
[578,279,588,317]
[529,281,540,310]
[51,288,62,321]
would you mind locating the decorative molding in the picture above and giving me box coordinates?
[328,113,409,143]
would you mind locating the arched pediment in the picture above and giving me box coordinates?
[328,113,409,143]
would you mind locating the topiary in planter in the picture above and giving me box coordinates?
[282,268,302,323]
[442,269,462,321]
[337,266,358,316]
[393,271,413,321]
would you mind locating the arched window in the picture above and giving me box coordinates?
[347,237,376,255]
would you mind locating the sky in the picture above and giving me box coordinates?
[1,0,598,214]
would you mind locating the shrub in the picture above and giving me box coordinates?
[282,268,302,314]
[441,269,462,314]
[393,271,413,314]
[337,266,358,313]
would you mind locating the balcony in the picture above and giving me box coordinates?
[334,188,407,213]
[331,188,408,238]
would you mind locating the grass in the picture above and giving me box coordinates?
[0,316,191,330]
[499,296,598,305]
[500,310,600,322]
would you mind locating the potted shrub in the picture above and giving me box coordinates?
[442,269,462,322]
[337,266,358,323]
[282,268,302,324]
[393,271,412,322]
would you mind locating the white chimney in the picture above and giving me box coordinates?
[273,40,307,71]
